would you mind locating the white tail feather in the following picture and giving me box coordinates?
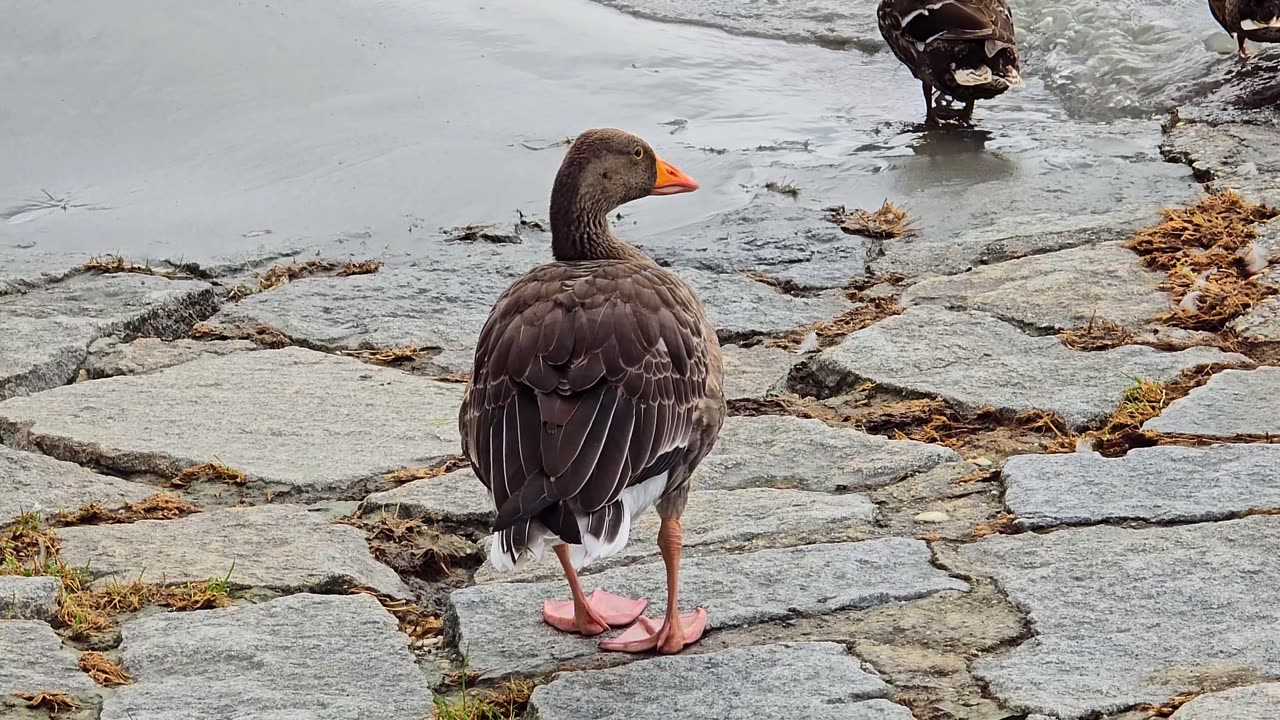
[571,510,631,569]
[487,473,671,573]
[953,65,993,85]
[1241,17,1280,29]
[570,472,669,570]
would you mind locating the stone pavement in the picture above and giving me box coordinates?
[3,83,1280,720]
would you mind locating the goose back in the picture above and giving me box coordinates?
[460,257,725,569]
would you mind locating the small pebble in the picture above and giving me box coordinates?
[970,457,993,468]
[914,511,949,524]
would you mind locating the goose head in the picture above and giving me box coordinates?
[549,128,698,259]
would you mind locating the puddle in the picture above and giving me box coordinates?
[0,0,1215,274]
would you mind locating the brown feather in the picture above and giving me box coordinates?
[459,129,727,565]
[878,0,1020,103]
[462,261,724,539]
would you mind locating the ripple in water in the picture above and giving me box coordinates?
[1015,0,1236,119]
[591,0,882,51]
[590,0,1249,119]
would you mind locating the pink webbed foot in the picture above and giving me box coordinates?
[542,588,649,636]
[598,607,708,654]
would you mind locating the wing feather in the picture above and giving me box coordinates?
[550,384,621,499]
[459,260,718,541]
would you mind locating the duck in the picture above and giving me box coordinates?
[1209,0,1280,56]
[877,0,1023,125]
[458,128,726,655]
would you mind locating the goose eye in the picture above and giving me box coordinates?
[632,146,644,159]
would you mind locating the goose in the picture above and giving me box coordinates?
[878,0,1023,125]
[1209,0,1280,56]
[459,128,726,654]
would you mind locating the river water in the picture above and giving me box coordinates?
[0,0,1246,276]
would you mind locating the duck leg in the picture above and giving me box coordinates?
[599,516,708,654]
[543,544,649,636]
[922,81,939,126]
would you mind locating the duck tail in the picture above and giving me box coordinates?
[488,470,561,573]
[487,496,630,573]
[1239,0,1280,32]
[952,41,1021,89]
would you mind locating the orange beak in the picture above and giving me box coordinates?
[651,157,699,196]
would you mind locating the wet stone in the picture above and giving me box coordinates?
[1171,683,1280,719]
[0,347,464,500]
[58,504,413,599]
[360,467,495,524]
[1232,295,1280,342]
[0,621,96,696]
[0,445,154,526]
[205,252,849,372]
[695,415,960,493]
[0,248,84,297]
[530,642,915,720]
[1004,444,1280,528]
[1257,220,1280,272]
[873,210,1158,280]
[448,538,967,677]
[900,243,1169,331]
[205,255,534,374]
[1143,367,1280,437]
[1232,225,1280,343]
[720,343,803,401]
[101,593,432,720]
[1164,120,1280,206]
[674,267,853,340]
[475,487,876,584]
[84,336,256,378]
[0,577,60,621]
[637,200,869,289]
[807,306,1251,429]
[0,273,218,399]
[958,517,1280,718]
[1175,57,1280,123]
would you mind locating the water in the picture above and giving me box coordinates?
[0,0,1245,276]
[595,0,1240,119]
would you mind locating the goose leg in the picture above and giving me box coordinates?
[1239,35,1251,59]
[599,517,708,654]
[960,99,976,125]
[922,81,938,126]
[543,544,648,636]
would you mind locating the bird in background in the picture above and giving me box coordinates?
[1209,0,1280,56]
[878,0,1023,126]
